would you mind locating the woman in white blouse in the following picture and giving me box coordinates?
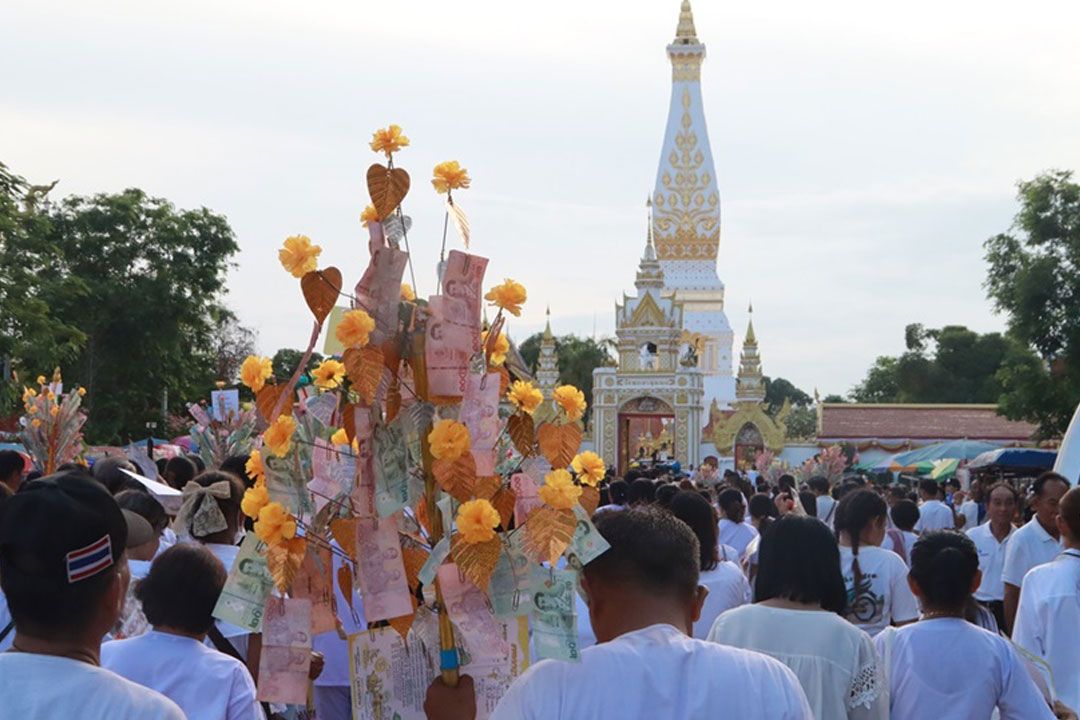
[707,515,887,720]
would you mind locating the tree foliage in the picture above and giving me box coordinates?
[984,170,1080,437]
[762,376,812,415]
[0,166,244,443]
[518,333,615,424]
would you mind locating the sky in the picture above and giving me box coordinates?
[3,0,1080,397]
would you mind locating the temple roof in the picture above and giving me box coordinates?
[818,404,1039,442]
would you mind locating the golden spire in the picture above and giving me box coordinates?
[674,0,699,44]
[543,305,554,341]
[745,303,757,346]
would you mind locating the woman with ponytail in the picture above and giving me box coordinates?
[834,490,918,636]
[877,531,1055,719]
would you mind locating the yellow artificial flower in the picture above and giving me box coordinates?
[571,451,606,487]
[278,235,322,278]
[427,419,471,461]
[360,204,379,226]
[27,405,38,415]
[31,418,41,429]
[553,385,587,423]
[240,355,273,393]
[264,415,297,458]
[539,469,582,510]
[330,427,349,446]
[254,501,297,546]
[36,375,46,385]
[455,498,501,544]
[506,380,543,415]
[369,124,410,156]
[245,449,265,484]
[481,330,510,366]
[400,283,416,302]
[484,279,527,317]
[241,484,270,520]
[22,387,36,402]
[46,391,55,401]
[335,309,375,349]
[77,387,86,397]
[431,161,471,194]
[50,406,59,417]
[312,358,346,390]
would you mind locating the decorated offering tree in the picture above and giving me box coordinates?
[221,126,608,717]
[19,369,87,474]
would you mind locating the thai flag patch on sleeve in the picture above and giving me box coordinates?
[66,534,114,583]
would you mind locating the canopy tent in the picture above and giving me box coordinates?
[863,439,1001,474]
[968,448,1057,473]
[929,458,960,480]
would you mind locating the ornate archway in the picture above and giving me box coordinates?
[734,422,765,471]
[618,396,675,474]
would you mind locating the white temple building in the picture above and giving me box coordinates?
[592,0,732,473]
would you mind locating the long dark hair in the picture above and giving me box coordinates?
[755,515,847,613]
[670,491,719,572]
[834,489,887,609]
[909,531,979,613]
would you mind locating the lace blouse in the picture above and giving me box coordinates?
[707,604,887,720]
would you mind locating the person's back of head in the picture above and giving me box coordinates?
[220,453,256,489]
[807,476,829,496]
[0,449,25,490]
[777,474,797,493]
[908,531,979,613]
[174,470,244,544]
[115,489,168,537]
[655,483,679,509]
[0,471,134,643]
[585,507,701,641]
[187,455,206,474]
[799,490,817,518]
[669,491,719,572]
[163,456,197,490]
[755,515,847,613]
[747,492,773,521]
[1057,486,1080,542]
[891,499,920,532]
[136,543,226,636]
[918,478,940,500]
[91,456,139,495]
[609,480,629,506]
[627,478,656,506]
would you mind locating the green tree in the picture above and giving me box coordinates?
[850,356,901,402]
[784,406,818,440]
[35,188,240,442]
[517,333,615,423]
[271,348,324,383]
[762,376,812,415]
[985,170,1080,437]
[822,394,847,404]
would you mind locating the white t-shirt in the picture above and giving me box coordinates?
[967,523,1015,602]
[816,496,838,527]
[1013,550,1080,713]
[875,618,1054,720]
[838,546,919,636]
[693,561,752,640]
[0,653,184,720]
[708,605,886,720]
[959,499,981,531]
[313,542,367,687]
[492,623,812,720]
[914,499,954,533]
[1001,518,1063,588]
[103,631,261,720]
[719,518,759,558]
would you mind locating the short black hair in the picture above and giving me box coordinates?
[115,489,167,534]
[587,507,699,598]
[918,478,940,497]
[91,456,138,495]
[187,455,206,473]
[627,478,656,505]
[748,492,773,520]
[1033,471,1070,497]
[669,491,719,572]
[608,480,629,505]
[777,474,797,492]
[655,483,679,508]
[135,544,226,634]
[891,499,920,531]
[755,515,847,614]
[717,488,744,514]
[807,476,829,494]
[0,450,23,482]
[163,456,197,490]
[909,531,979,612]
[219,454,255,489]
[944,478,961,491]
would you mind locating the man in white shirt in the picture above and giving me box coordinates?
[957,478,984,531]
[1013,486,1080,714]
[966,482,1018,631]
[808,477,836,528]
[0,471,184,720]
[914,478,956,533]
[424,507,813,720]
[1002,472,1070,633]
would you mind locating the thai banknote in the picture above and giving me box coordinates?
[212,532,274,632]
[426,251,487,398]
[350,406,377,519]
[373,419,410,518]
[257,596,312,705]
[530,566,580,661]
[418,536,450,587]
[566,505,610,569]
[460,372,501,475]
[510,472,541,527]
[293,547,338,636]
[355,515,414,622]
[438,563,510,662]
[353,244,408,346]
[488,535,533,618]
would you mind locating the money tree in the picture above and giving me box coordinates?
[228,125,608,715]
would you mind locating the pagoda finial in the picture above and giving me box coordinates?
[674,0,698,44]
[745,302,757,346]
[543,305,554,341]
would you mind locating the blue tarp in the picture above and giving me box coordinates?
[968,448,1057,471]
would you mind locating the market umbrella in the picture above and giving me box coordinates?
[968,448,1057,472]
[929,458,960,480]
[891,440,1000,468]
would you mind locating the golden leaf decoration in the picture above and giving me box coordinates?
[432,454,477,503]
[367,163,411,220]
[343,346,386,405]
[330,517,357,560]
[267,536,307,593]
[536,422,582,469]
[523,505,576,565]
[342,403,358,443]
[497,366,510,397]
[337,563,355,611]
[416,496,432,538]
[402,546,429,591]
[450,535,502,590]
[256,384,293,423]
[507,413,535,457]
[300,267,342,325]
[490,487,516,530]
[580,485,600,517]
[387,609,416,640]
[474,475,502,501]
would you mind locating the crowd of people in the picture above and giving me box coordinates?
[1,447,1078,719]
